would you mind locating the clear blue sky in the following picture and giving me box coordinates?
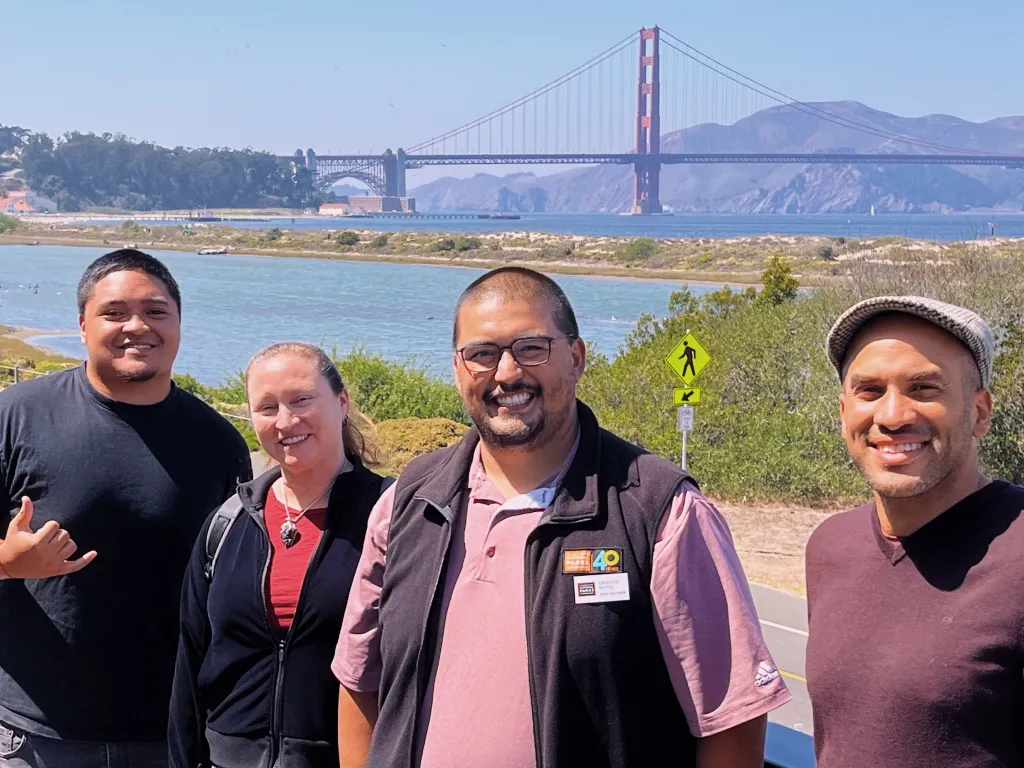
[5,0,1021,159]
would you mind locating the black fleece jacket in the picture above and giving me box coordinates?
[168,461,386,768]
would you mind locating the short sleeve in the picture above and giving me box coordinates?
[651,482,791,737]
[331,482,397,691]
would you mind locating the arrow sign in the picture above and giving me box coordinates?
[673,387,702,405]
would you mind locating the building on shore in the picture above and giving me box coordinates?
[319,196,416,215]
[318,202,351,216]
[0,189,58,214]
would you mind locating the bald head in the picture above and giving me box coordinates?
[452,267,579,348]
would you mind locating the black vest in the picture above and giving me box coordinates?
[370,401,696,768]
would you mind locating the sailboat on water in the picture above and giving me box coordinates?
[870,204,876,216]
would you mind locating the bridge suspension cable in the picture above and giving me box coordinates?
[407,32,640,155]
[659,30,991,156]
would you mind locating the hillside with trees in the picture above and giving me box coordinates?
[0,125,321,211]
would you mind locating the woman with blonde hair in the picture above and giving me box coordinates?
[169,342,390,768]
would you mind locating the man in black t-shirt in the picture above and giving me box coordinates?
[0,250,252,767]
[806,296,1024,768]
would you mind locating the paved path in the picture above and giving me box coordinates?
[751,583,812,736]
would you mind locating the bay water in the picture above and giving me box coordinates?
[0,245,712,385]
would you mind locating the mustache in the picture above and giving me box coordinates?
[483,383,541,403]
[868,428,932,443]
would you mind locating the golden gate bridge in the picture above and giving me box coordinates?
[282,27,1024,214]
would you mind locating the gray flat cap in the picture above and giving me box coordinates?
[826,295,994,388]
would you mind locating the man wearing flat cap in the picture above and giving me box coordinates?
[804,296,1024,768]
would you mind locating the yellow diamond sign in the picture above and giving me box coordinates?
[666,332,711,386]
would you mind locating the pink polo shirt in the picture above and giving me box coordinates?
[333,445,789,767]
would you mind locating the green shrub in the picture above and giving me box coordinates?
[431,238,456,252]
[578,284,864,504]
[757,255,799,306]
[818,245,836,261]
[615,238,657,263]
[337,230,360,246]
[369,233,389,248]
[578,245,1024,503]
[0,213,23,234]
[333,348,468,424]
[265,227,283,242]
[454,236,482,252]
[981,317,1024,484]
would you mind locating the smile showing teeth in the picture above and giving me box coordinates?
[496,393,532,407]
[122,344,153,350]
[877,442,925,454]
[281,435,309,446]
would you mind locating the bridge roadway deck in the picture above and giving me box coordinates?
[298,152,1024,167]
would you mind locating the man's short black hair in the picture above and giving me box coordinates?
[76,249,181,315]
[452,266,579,348]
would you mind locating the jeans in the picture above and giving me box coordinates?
[0,722,166,768]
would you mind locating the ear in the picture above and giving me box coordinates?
[838,391,850,443]
[79,314,87,344]
[571,336,587,382]
[338,386,350,419]
[971,389,993,440]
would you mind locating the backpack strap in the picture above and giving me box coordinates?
[203,494,244,582]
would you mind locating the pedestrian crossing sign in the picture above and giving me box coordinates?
[666,332,711,386]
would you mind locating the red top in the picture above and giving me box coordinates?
[263,489,328,633]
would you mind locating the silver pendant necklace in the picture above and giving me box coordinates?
[279,480,335,548]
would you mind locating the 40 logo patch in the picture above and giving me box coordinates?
[561,548,623,574]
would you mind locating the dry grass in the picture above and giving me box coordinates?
[715,500,838,595]
[0,327,77,368]
[375,417,469,476]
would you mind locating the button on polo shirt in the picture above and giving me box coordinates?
[414,457,558,767]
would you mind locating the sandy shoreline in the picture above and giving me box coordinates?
[0,234,761,286]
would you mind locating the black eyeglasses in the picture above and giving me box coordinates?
[457,335,575,373]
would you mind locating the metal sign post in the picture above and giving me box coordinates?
[677,405,694,470]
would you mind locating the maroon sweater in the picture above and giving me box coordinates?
[806,480,1024,768]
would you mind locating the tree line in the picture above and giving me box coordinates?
[0,125,321,212]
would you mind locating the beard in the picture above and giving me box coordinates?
[856,412,975,501]
[469,382,560,449]
[114,363,159,383]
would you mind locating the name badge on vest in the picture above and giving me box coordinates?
[573,574,630,604]
[563,548,630,604]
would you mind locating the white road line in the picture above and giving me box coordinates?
[760,619,809,638]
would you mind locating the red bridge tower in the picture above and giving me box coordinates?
[632,27,662,215]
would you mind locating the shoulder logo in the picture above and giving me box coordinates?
[754,661,780,687]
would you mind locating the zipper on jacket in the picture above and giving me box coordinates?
[253,503,329,767]
[409,500,454,768]
[271,638,286,751]
[523,519,573,768]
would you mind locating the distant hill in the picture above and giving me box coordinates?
[409,101,1024,214]
[328,183,370,198]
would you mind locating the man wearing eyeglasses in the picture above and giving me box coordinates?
[332,267,788,768]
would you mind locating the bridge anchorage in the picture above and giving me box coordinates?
[284,26,1024,214]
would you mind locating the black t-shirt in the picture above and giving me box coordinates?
[0,365,252,741]
[806,480,1024,768]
